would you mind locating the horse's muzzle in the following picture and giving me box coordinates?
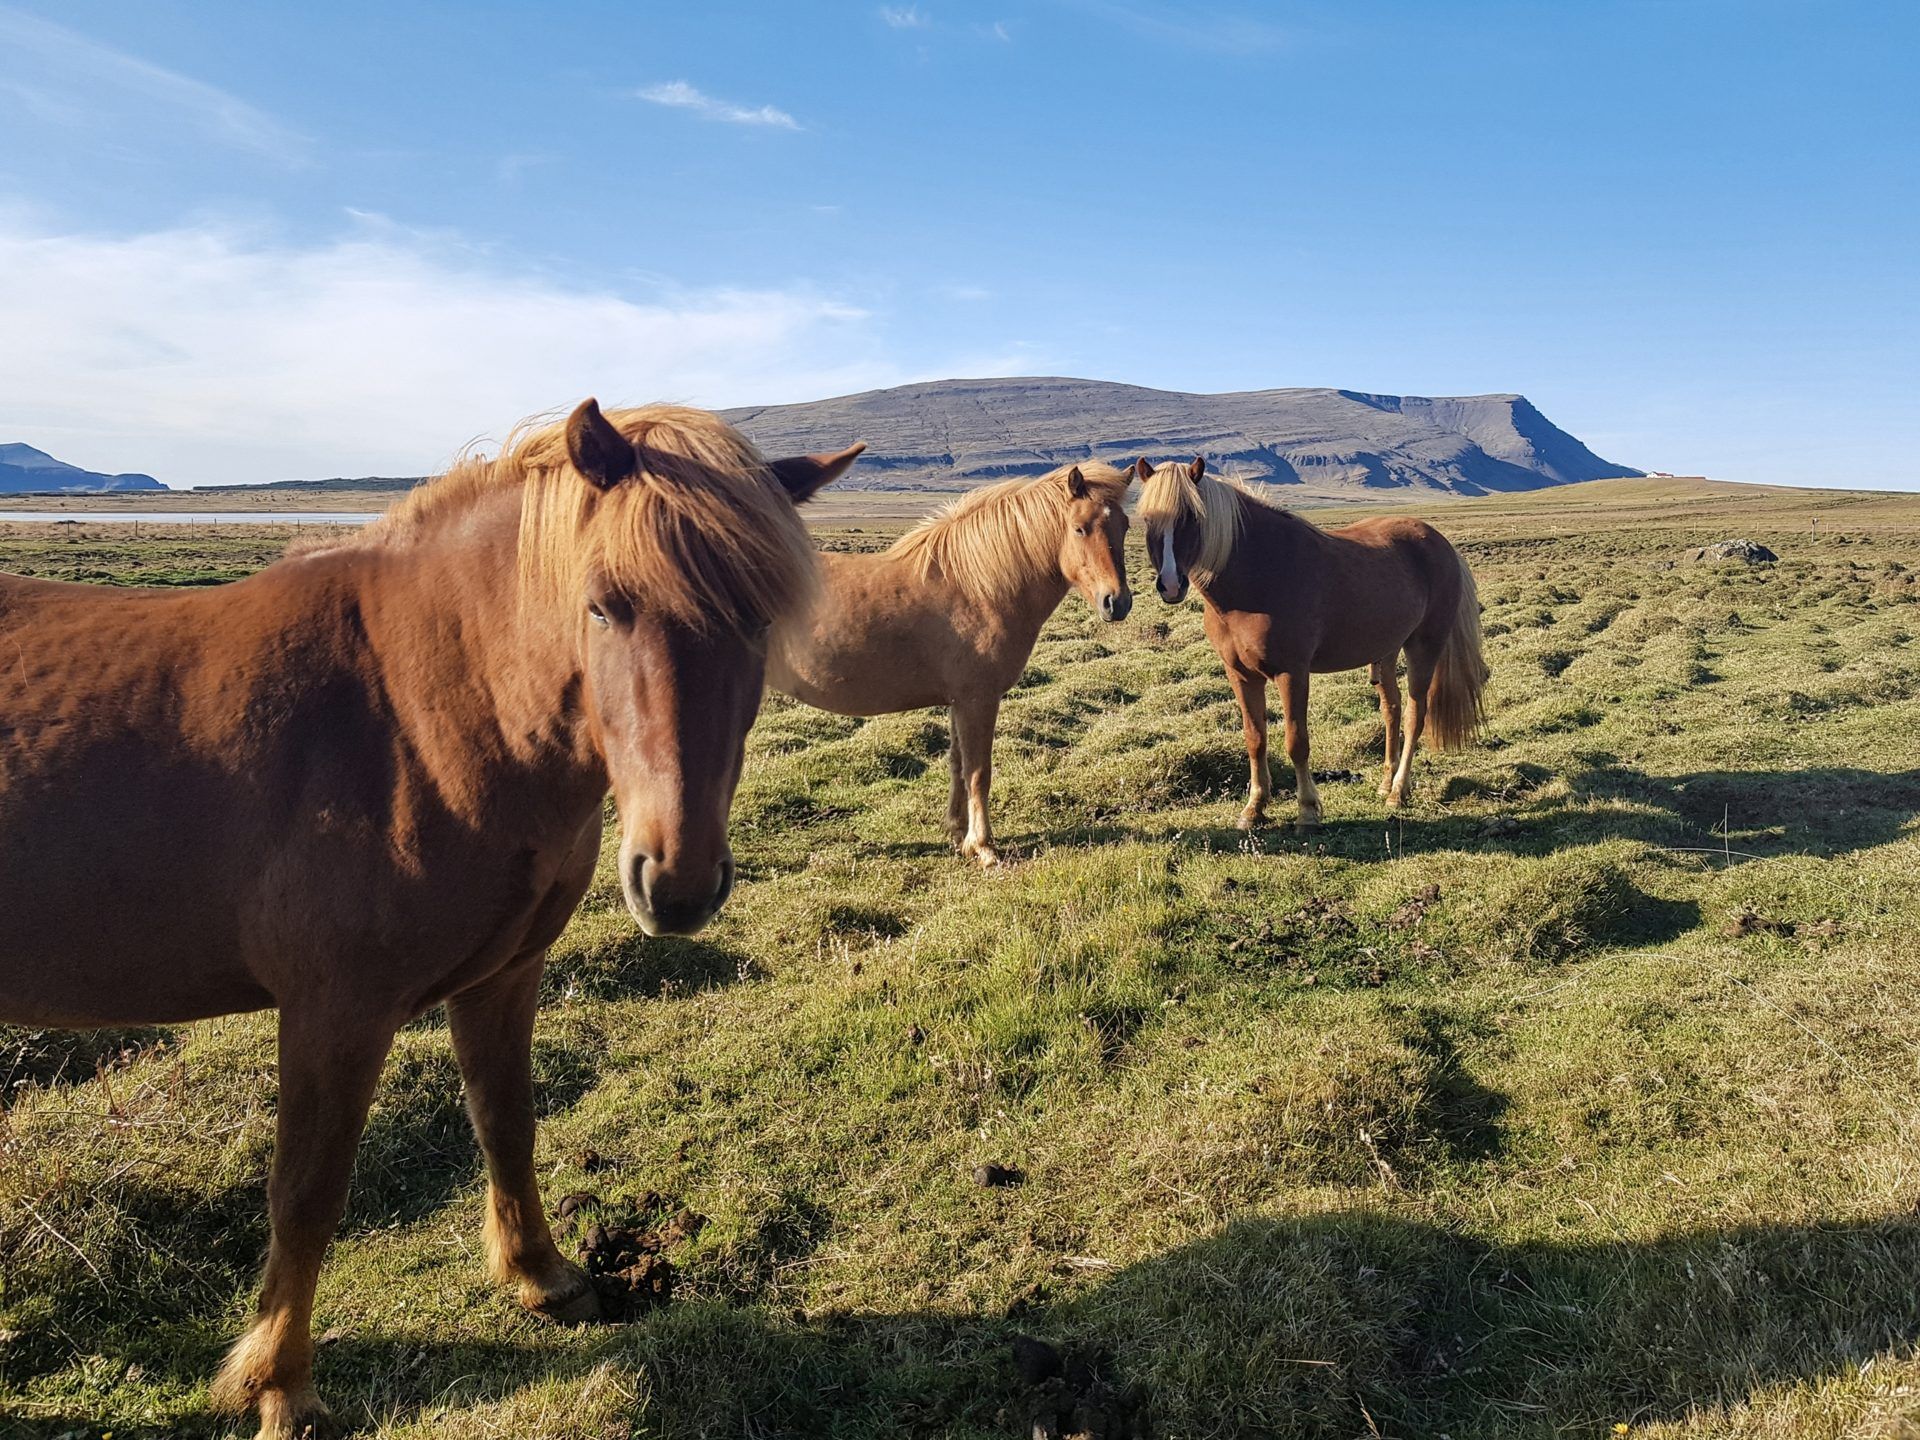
[624,850,735,936]
[1099,589,1133,622]
[1157,577,1188,604]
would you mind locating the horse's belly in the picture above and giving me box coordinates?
[1309,603,1428,674]
[0,891,268,1027]
[769,615,958,715]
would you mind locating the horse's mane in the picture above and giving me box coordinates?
[889,462,1129,603]
[347,404,814,633]
[1137,463,1249,580]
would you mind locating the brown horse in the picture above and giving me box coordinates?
[1137,457,1488,829]
[769,462,1132,865]
[0,399,861,1439]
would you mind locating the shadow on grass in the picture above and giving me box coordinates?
[1571,762,1920,858]
[543,934,756,1003]
[1029,758,1920,867]
[0,1025,178,1106]
[11,1209,1920,1438]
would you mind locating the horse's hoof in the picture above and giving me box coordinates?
[527,1272,603,1325]
[1295,815,1323,833]
[1235,812,1263,832]
[1383,793,1405,811]
[970,846,1001,868]
[256,1388,335,1440]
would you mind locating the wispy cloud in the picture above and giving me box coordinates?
[980,20,1014,41]
[0,212,921,485]
[879,5,933,27]
[636,80,799,130]
[0,5,308,163]
[1058,1,1289,54]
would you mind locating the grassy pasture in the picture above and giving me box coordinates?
[4,477,1920,1438]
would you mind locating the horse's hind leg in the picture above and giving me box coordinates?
[945,707,968,845]
[952,693,1002,866]
[448,957,599,1323]
[1388,642,1437,807]
[1227,667,1272,830]
[1371,655,1404,798]
[1279,671,1323,830]
[212,1006,397,1439]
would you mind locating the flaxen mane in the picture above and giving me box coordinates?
[1137,464,1248,581]
[890,462,1129,603]
[344,405,816,633]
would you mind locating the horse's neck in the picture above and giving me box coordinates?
[1201,495,1315,612]
[959,548,1068,648]
[359,494,602,804]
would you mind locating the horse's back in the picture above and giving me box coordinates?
[1322,515,1466,649]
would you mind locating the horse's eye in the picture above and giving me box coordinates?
[1074,525,1088,537]
[587,601,610,629]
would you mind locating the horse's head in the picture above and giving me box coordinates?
[557,399,862,936]
[1057,465,1133,622]
[1135,455,1214,604]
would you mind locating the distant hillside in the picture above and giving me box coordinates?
[214,475,425,494]
[722,378,1640,497]
[0,443,163,493]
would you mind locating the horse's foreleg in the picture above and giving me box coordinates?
[1388,648,1436,807]
[952,694,1001,866]
[945,707,968,845]
[212,1007,396,1439]
[1227,668,1271,830]
[1371,656,1404,798]
[447,958,599,1323]
[1280,671,1322,830]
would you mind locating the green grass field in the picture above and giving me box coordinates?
[5,478,1920,1439]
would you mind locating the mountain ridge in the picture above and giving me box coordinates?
[720,377,1639,497]
[0,442,164,493]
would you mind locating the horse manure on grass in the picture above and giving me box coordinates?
[973,1161,1025,1187]
[559,1189,708,1320]
[1010,1336,1150,1439]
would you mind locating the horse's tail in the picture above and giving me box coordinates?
[1426,549,1489,750]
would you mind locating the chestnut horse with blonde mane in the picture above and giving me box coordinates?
[1137,457,1488,829]
[0,399,861,1439]
[770,462,1131,865]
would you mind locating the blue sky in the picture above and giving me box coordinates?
[0,0,1914,487]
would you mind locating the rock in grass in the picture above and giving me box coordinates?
[1691,539,1777,564]
[973,1162,1025,1188]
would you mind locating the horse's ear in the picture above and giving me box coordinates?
[1065,465,1091,499]
[1131,457,1153,483]
[565,398,637,490]
[768,442,865,504]
[1189,455,1206,481]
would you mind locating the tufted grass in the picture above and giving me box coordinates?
[4,476,1920,1438]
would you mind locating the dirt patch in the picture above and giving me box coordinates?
[1387,884,1442,931]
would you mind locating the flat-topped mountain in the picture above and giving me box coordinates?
[722,378,1640,497]
[0,443,163,493]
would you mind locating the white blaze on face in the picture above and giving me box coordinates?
[1157,526,1181,593]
